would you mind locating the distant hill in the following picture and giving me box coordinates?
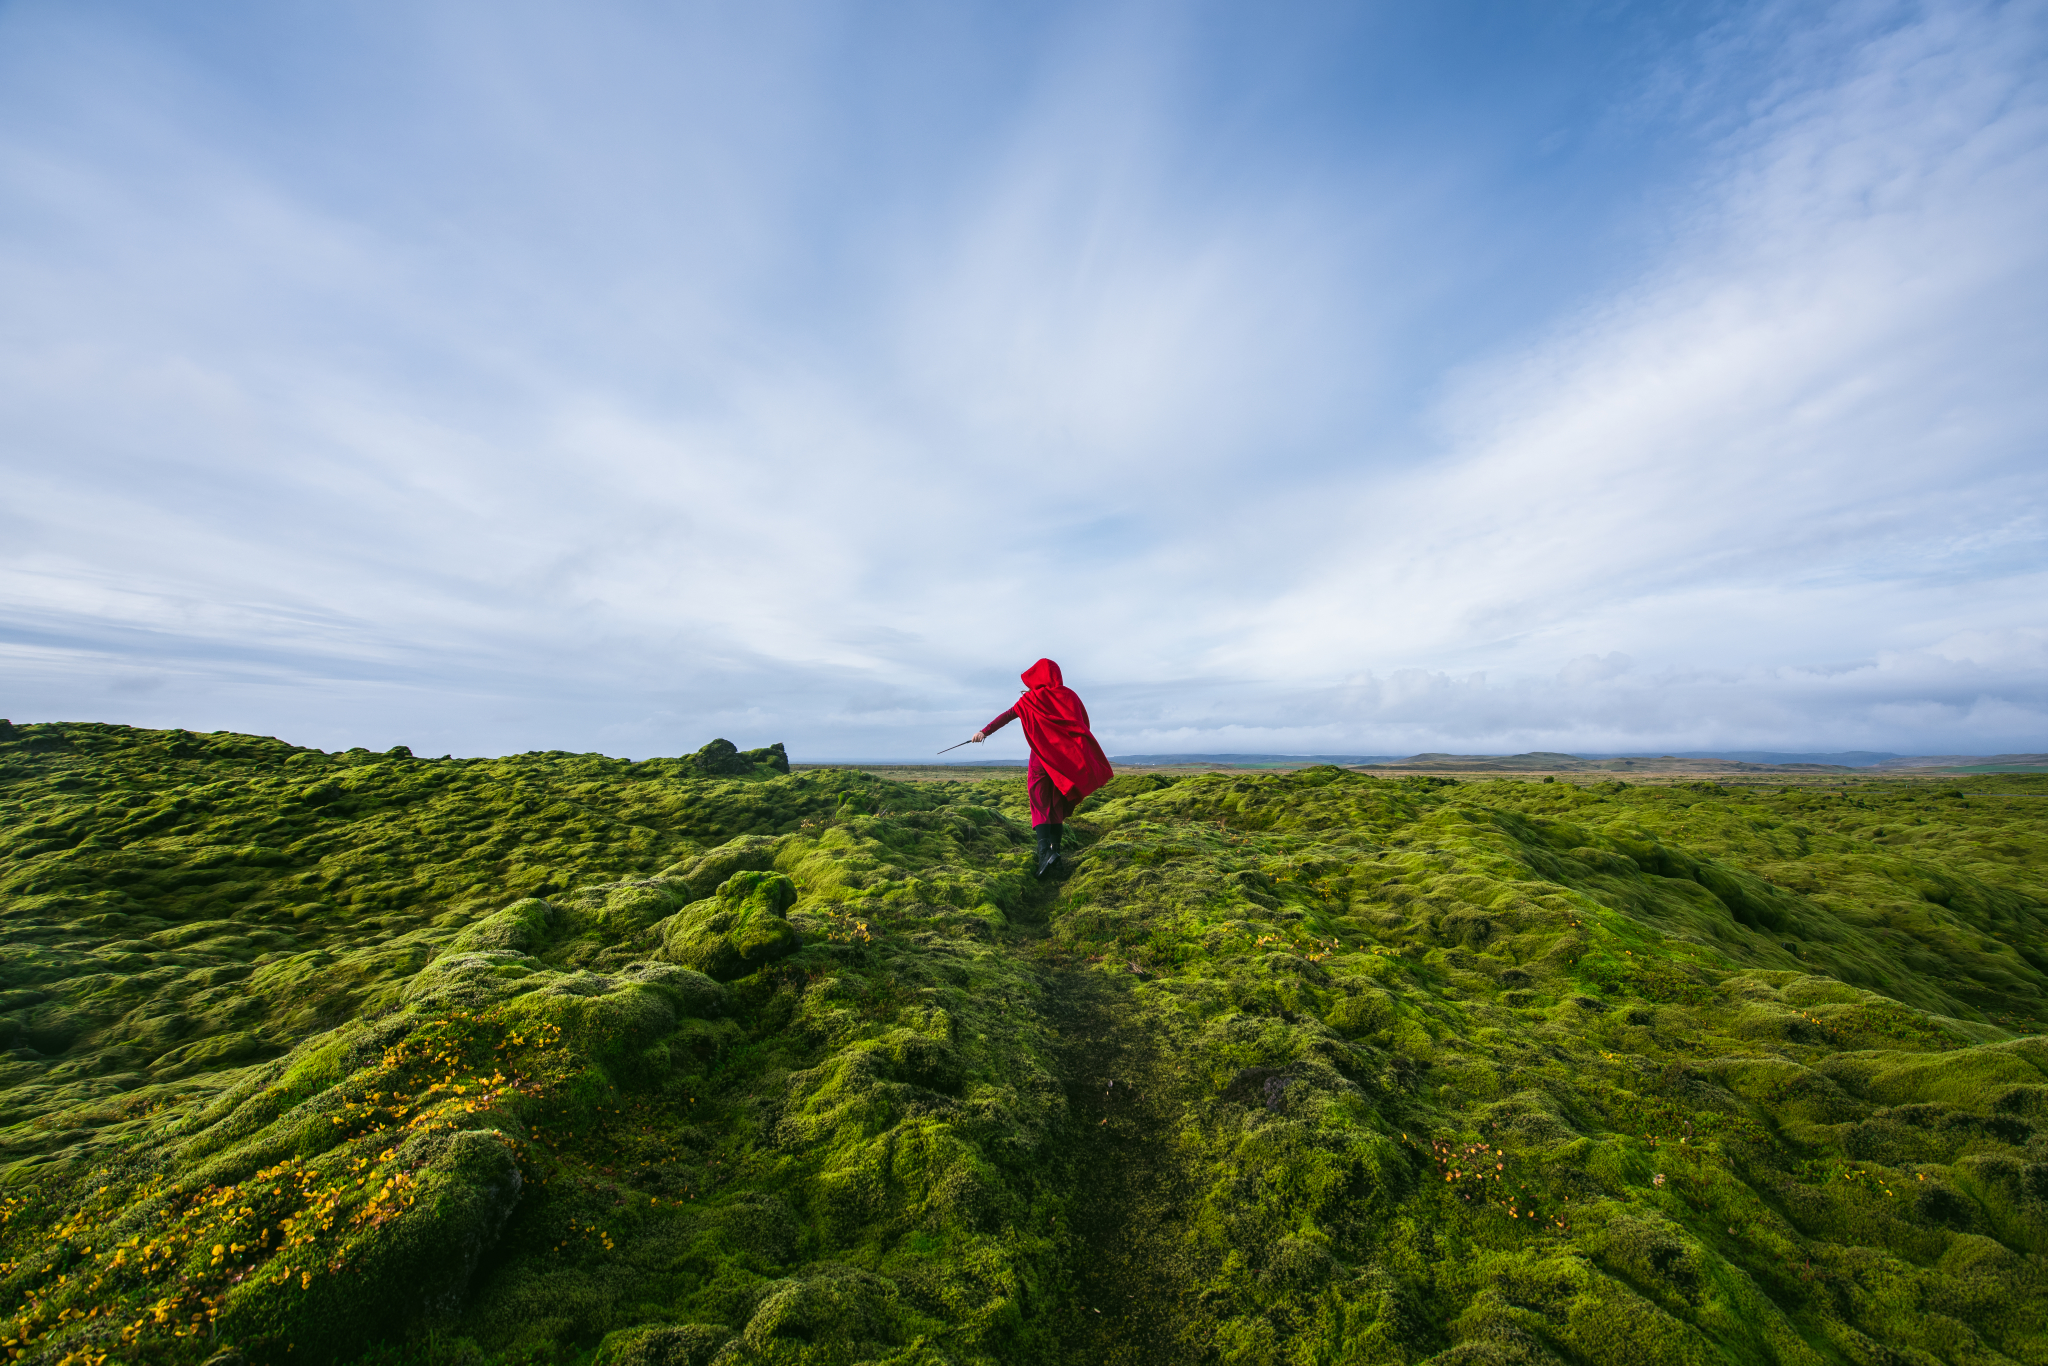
[889,749,2047,774]
[1109,753,1400,767]
[1109,751,1859,773]
[811,756,1030,766]
[1101,749,2048,775]
[1870,753,2048,771]
[1353,752,1847,773]
[1605,750,1903,767]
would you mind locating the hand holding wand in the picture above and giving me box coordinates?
[936,731,987,756]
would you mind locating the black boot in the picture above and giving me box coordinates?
[1033,823,1058,877]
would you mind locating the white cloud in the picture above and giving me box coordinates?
[1229,0,2048,690]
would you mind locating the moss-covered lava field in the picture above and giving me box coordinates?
[2,720,2045,1365]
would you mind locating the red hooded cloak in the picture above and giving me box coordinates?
[981,659,1114,808]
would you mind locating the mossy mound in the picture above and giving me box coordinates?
[659,871,801,981]
[1,726,2045,1364]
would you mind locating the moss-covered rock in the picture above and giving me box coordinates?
[684,738,767,778]
[591,1322,729,1365]
[447,896,559,954]
[217,1127,524,1358]
[740,743,791,775]
[659,870,801,981]
[661,834,790,900]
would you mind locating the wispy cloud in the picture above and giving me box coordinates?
[1223,0,2048,730]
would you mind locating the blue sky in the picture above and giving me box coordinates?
[3,0,2045,760]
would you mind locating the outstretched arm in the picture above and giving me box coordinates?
[971,706,1019,742]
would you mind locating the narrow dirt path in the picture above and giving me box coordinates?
[1036,966,1214,1365]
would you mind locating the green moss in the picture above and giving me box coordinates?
[658,872,800,983]
[2,728,2045,1363]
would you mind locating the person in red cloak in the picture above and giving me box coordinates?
[969,658,1114,875]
